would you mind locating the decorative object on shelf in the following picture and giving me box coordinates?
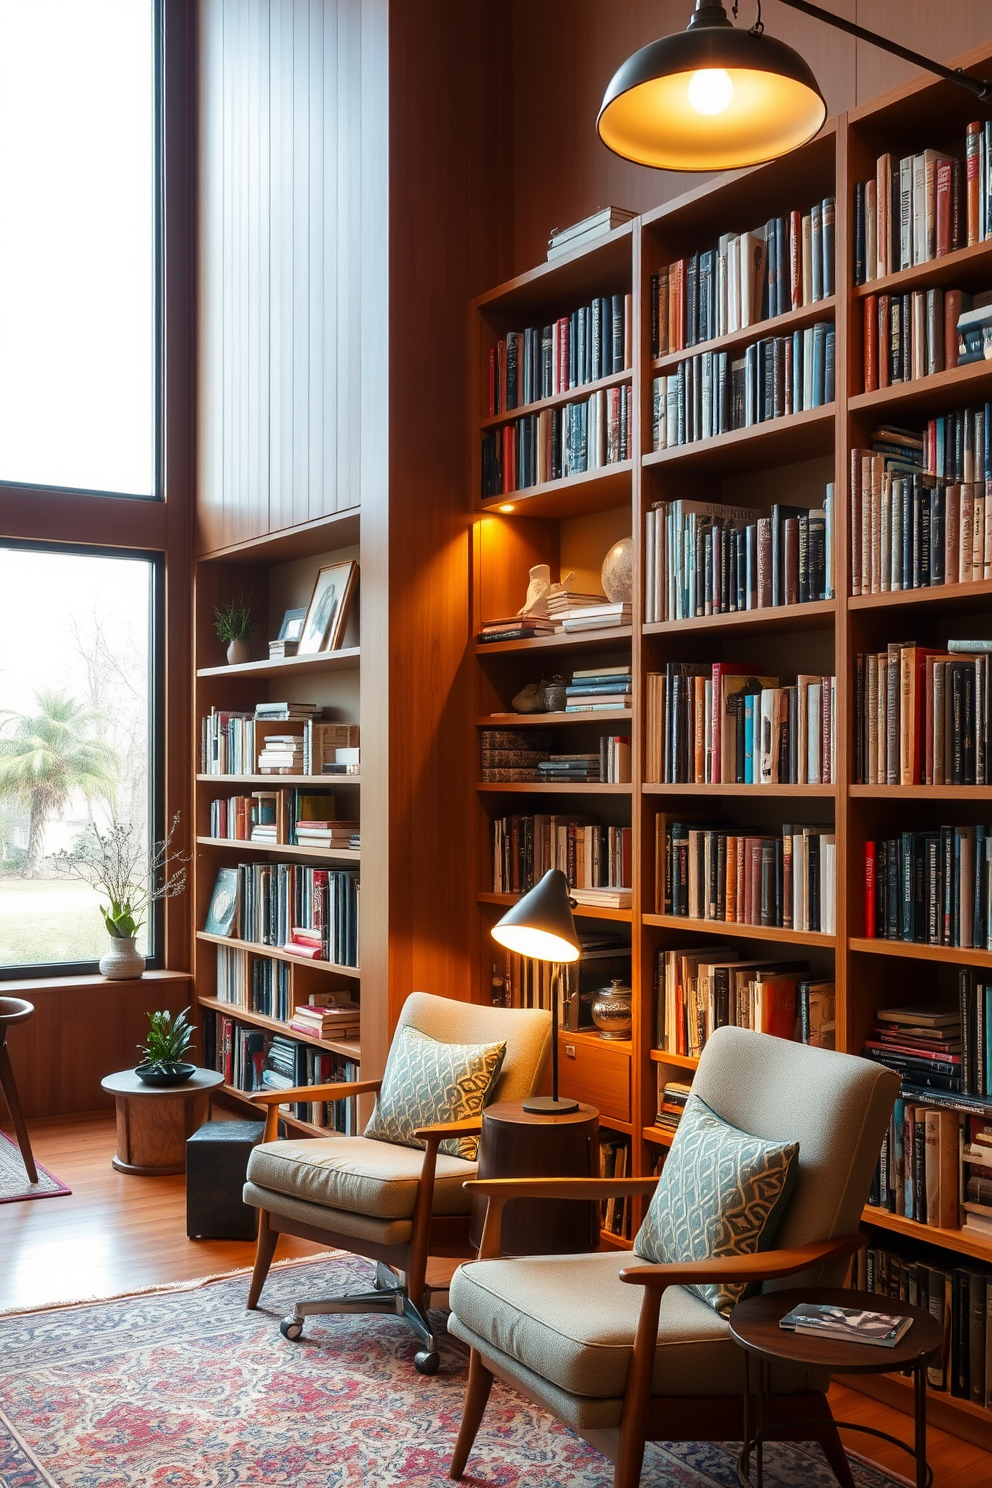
[491,867,580,1114]
[299,560,358,655]
[591,978,633,1040]
[547,208,636,261]
[511,682,546,714]
[596,0,990,172]
[204,866,240,938]
[540,675,567,713]
[213,592,256,666]
[601,536,633,604]
[268,606,307,660]
[517,563,552,619]
[56,812,189,980]
[135,1007,198,1087]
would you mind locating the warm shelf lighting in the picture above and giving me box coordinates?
[498,503,515,512]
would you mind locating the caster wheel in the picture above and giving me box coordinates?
[414,1350,440,1375]
[280,1317,304,1341]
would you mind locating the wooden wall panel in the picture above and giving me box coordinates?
[197,0,372,554]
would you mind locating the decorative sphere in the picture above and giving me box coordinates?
[601,538,633,603]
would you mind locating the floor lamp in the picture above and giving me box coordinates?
[490,868,581,1114]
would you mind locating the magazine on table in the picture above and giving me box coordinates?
[778,1303,913,1348]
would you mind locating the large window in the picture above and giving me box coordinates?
[0,546,160,973]
[0,1,158,497]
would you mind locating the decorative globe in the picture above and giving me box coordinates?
[601,538,633,603]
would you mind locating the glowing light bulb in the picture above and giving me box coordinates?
[687,68,734,116]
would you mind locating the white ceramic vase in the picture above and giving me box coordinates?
[226,639,251,665]
[100,935,146,980]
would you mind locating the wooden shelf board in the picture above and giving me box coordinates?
[850,786,992,799]
[849,578,992,612]
[197,507,360,563]
[649,1050,700,1071]
[477,891,632,923]
[598,1229,634,1249]
[849,358,992,418]
[642,403,834,475]
[644,599,835,639]
[197,995,361,1057]
[559,1028,632,1052]
[851,238,992,301]
[849,937,992,967]
[197,646,360,679]
[477,781,633,794]
[862,1205,992,1264]
[652,296,836,376]
[643,913,835,948]
[476,626,632,657]
[473,223,634,317]
[479,461,632,520]
[480,369,631,431]
[642,781,835,797]
[598,1115,633,1136]
[477,711,631,726]
[643,1125,675,1147]
[197,774,360,786]
[195,931,360,978]
[851,1371,992,1453]
[218,1082,335,1139]
[196,836,360,862]
[0,968,191,995]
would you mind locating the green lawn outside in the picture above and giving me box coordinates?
[0,879,147,967]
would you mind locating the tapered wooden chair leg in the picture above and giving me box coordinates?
[0,1042,38,1185]
[247,1210,279,1309]
[450,1349,495,1479]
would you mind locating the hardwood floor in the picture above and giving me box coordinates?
[2,1111,990,1487]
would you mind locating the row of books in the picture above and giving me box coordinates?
[491,815,632,898]
[481,386,631,497]
[599,1135,632,1239]
[644,665,836,787]
[857,1239,991,1404]
[649,322,835,449]
[655,820,837,935]
[214,945,291,1022]
[207,788,357,848]
[861,286,980,391]
[854,126,992,284]
[205,862,359,967]
[854,641,992,786]
[648,198,835,356]
[863,829,992,951]
[490,934,631,1029]
[485,293,632,416]
[480,729,631,784]
[654,944,832,1058]
[868,1091,992,1244]
[643,494,835,622]
[260,1034,361,1130]
[851,469,992,596]
[200,709,359,776]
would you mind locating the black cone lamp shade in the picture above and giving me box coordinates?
[597,1,826,171]
[492,868,581,1113]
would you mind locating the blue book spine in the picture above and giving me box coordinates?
[824,327,835,404]
[893,1099,905,1214]
[744,698,755,784]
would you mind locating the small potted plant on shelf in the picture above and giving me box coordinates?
[213,592,256,665]
[136,1007,197,1086]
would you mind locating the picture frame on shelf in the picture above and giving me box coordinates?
[299,561,359,654]
[277,606,308,643]
[204,867,239,938]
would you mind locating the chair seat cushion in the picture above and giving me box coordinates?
[245,1135,476,1220]
[449,1251,826,1401]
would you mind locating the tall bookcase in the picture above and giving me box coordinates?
[470,44,992,1448]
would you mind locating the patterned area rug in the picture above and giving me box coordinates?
[0,1255,907,1487]
[0,1129,71,1204]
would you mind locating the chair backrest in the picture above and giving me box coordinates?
[692,1026,899,1288]
[394,992,552,1106]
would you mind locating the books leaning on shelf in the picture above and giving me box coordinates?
[854,126,992,286]
[653,945,828,1058]
[599,1134,632,1239]
[863,829,992,949]
[854,641,991,786]
[492,814,631,897]
[643,493,835,623]
[655,817,836,935]
[960,972,992,1099]
[652,322,834,452]
[215,945,291,1021]
[862,1004,963,1098]
[482,386,631,498]
[649,198,835,356]
[655,1077,692,1132]
[200,708,358,776]
[778,1303,912,1349]
[260,1033,360,1130]
[487,290,632,417]
[644,663,836,786]
[547,207,635,260]
[566,666,632,710]
[861,286,988,391]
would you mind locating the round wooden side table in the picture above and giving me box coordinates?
[101,1068,224,1175]
[468,1099,600,1255]
[729,1286,944,1488]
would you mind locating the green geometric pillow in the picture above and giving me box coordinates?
[634,1093,799,1317]
[363,1025,506,1161]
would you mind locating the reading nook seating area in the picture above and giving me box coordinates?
[5,4,992,1487]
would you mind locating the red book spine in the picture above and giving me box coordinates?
[557,316,570,392]
[488,347,496,417]
[864,842,876,937]
[935,160,953,257]
[864,294,878,392]
[944,289,962,370]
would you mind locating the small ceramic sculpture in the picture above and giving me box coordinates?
[512,682,545,713]
[541,675,567,712]
[548,570,575,605]
[601,537,633,604]
[518,564,552,618]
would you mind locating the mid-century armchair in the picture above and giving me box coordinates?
[243,992,551,1373]
[448,1026,899,1488]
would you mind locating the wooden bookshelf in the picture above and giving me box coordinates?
[651,294,837,376]
[196,836,361,862]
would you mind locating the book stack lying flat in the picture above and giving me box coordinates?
[560,601,631,633]
[569,887,632,909]
[258,734,304,774]
[477,615,557,644]
[547,207,635,261]
[957,296,992,364]
[480,727,552,783]
[779,1303,912,1348]
[655,1078,692,1133]
[294,819,360,849]
[268,638,299,659]
[256,702,321,721]
[289,996,361,1041]
[566,666,632,712]
[536,754,600,784]
[547,589,609,624]
[862,1004,962,1095]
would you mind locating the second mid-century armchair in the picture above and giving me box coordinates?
[448,1026,899,1488]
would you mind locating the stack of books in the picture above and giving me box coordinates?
[654,1078,692,1133]
[862,1004,961,1097]
[546,206,635,261]
[536,753,600,784]
[565,666,632,710]
[201,708,254,774]
[289,997,361,1041]
[854,639,991,786]
[480,727,552,783]
[864,829,992,948]
[268,637,299,659]
[547,589,610,626]
[257,734,305,774]
[569,886,632,909]
[598,1134,631,1238]
[256,701,321,722]
[559,600,631,633]
[957,297,992,364]
[477,615,557,644]
[323,748,360,776]
[294,818,360,850]
[778,1303,912,1348]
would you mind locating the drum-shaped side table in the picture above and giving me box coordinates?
[469,1099,600,1255]
[0,997,37,1183]
[101,1068,224,1175]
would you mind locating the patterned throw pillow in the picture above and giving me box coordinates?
[634,1093,799,1317]
[363,1025,506,1161]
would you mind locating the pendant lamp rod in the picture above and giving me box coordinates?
[771,0,992,101]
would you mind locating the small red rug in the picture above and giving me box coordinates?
[0,1129,70,1204]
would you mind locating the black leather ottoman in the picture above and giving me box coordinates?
[186,1119,265,1239]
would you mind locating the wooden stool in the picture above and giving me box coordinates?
[101,1067,224,1175]
[0,997,38,1184]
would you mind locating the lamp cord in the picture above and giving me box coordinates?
[731,0,764,35]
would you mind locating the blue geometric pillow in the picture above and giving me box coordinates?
[634,1093,798,1317]
[363,1025,506,1161]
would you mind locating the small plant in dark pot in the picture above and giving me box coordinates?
[136,1007,197,1086]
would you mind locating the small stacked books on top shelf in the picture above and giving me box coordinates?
[566,666,632,712]
[478,614,557,644]
[258,734,305,774]
[480,727,552,783]
[861,1004,962,1096]
[546,588,612,628]
[289,995,361,1041]
[294,818,361,850]
[559,600,631,633]
[655,1079,692,1133]
[778,1303,913,1348]
[536,753,601,784]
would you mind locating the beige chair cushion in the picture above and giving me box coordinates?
[246,1134,476,1220]
[243,1179,415,1247]
[449,1250,827,1401]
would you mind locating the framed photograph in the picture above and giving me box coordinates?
[277,606,307,643]
[298,560,358,654]
[204,867,239,939]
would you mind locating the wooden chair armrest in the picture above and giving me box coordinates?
[465,1176,660,1200]
[250,1079,382,1141]
[618,1233,865,1289]
[414,1119,484,1143]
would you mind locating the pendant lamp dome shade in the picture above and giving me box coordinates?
[597,1,826,171]
[490,868,580,964]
